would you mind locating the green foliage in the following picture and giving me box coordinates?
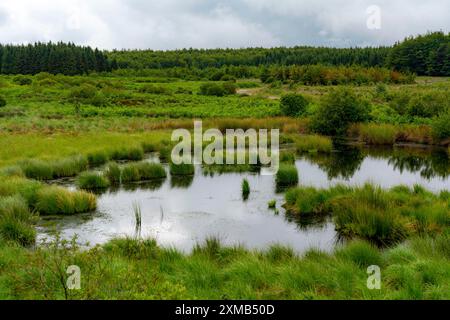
[388,31,450,76]
[76,172,110,190]
[12,75,32,85]
[68,84,107,107]
[311,87,371,136]
[280,94,309,116]
[87,151,109,166]
[431,113,450,140]
[199,82,236,96]
[294,135,333,153]
[139,84,170,94]
[0,96,6,107]
[19,156,88,180]
[0,42,113,75]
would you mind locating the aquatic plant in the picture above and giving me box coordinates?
[242,179,250,200]
[294,135,332,154]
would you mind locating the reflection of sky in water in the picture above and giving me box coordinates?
[38,149,450,253]
[297,157,449,192]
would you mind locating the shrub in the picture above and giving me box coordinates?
[280,94,309,117]
[310,88,371,136]
[35,186,96,215]
[0,96,6,107]
[68,84,107,106]
[12,75,32,86]
[77,172,110,190]
[169,162,195,176]
[431,113,450,141]
[139,85,170,94]
[276,164,299,187]
[199,82,236,96]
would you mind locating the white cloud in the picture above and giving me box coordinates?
[0,0,448,49]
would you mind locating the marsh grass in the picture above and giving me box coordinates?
[0,195,36,246]
[358,123,398,145]
[2,233,449,299]
[133,203,142,239]
[276,164,299,187]
[285,183,449,245]
[268,200,276,209]
[294,135,332,154]
[104,162,121,185]
[110,146,144,161]
[169,162,195,176]
[279,151,296,164]
[242,179,250,200]
[35,186,96,215]
[121,162,167,183]
[87,151,109,166]
[76,172,110,190]
[19,155,88,180]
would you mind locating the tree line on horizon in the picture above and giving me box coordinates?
[0,42,117,75]
[0,32,448,77]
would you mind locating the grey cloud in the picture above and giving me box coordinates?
[0,0,448,49]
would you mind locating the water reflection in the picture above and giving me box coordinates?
[38,145,449,253]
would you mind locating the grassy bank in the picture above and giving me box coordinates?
[0,235,448,299]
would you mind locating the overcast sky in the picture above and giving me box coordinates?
[0,0,448,50]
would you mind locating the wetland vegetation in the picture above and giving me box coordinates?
[0,32,448,300]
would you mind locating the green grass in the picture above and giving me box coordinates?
[358,123,398,145]
[0,235,448,299]
[121,162,167,183]
[104,162,121,185]
[35,186,97,215]
[18,155,88,180]
[276,164,299,187]
[0,195,36,246]
[294,135,332,154]
[110,146,145,161]
[268,200,276,209]
[76,172,110,190]
[285,183,449,245]
[87,150,109,166]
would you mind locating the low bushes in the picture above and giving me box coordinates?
[199,82,236,96]
[310,87,371,136]
[0,96,6,108]
[280,94,309,117]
